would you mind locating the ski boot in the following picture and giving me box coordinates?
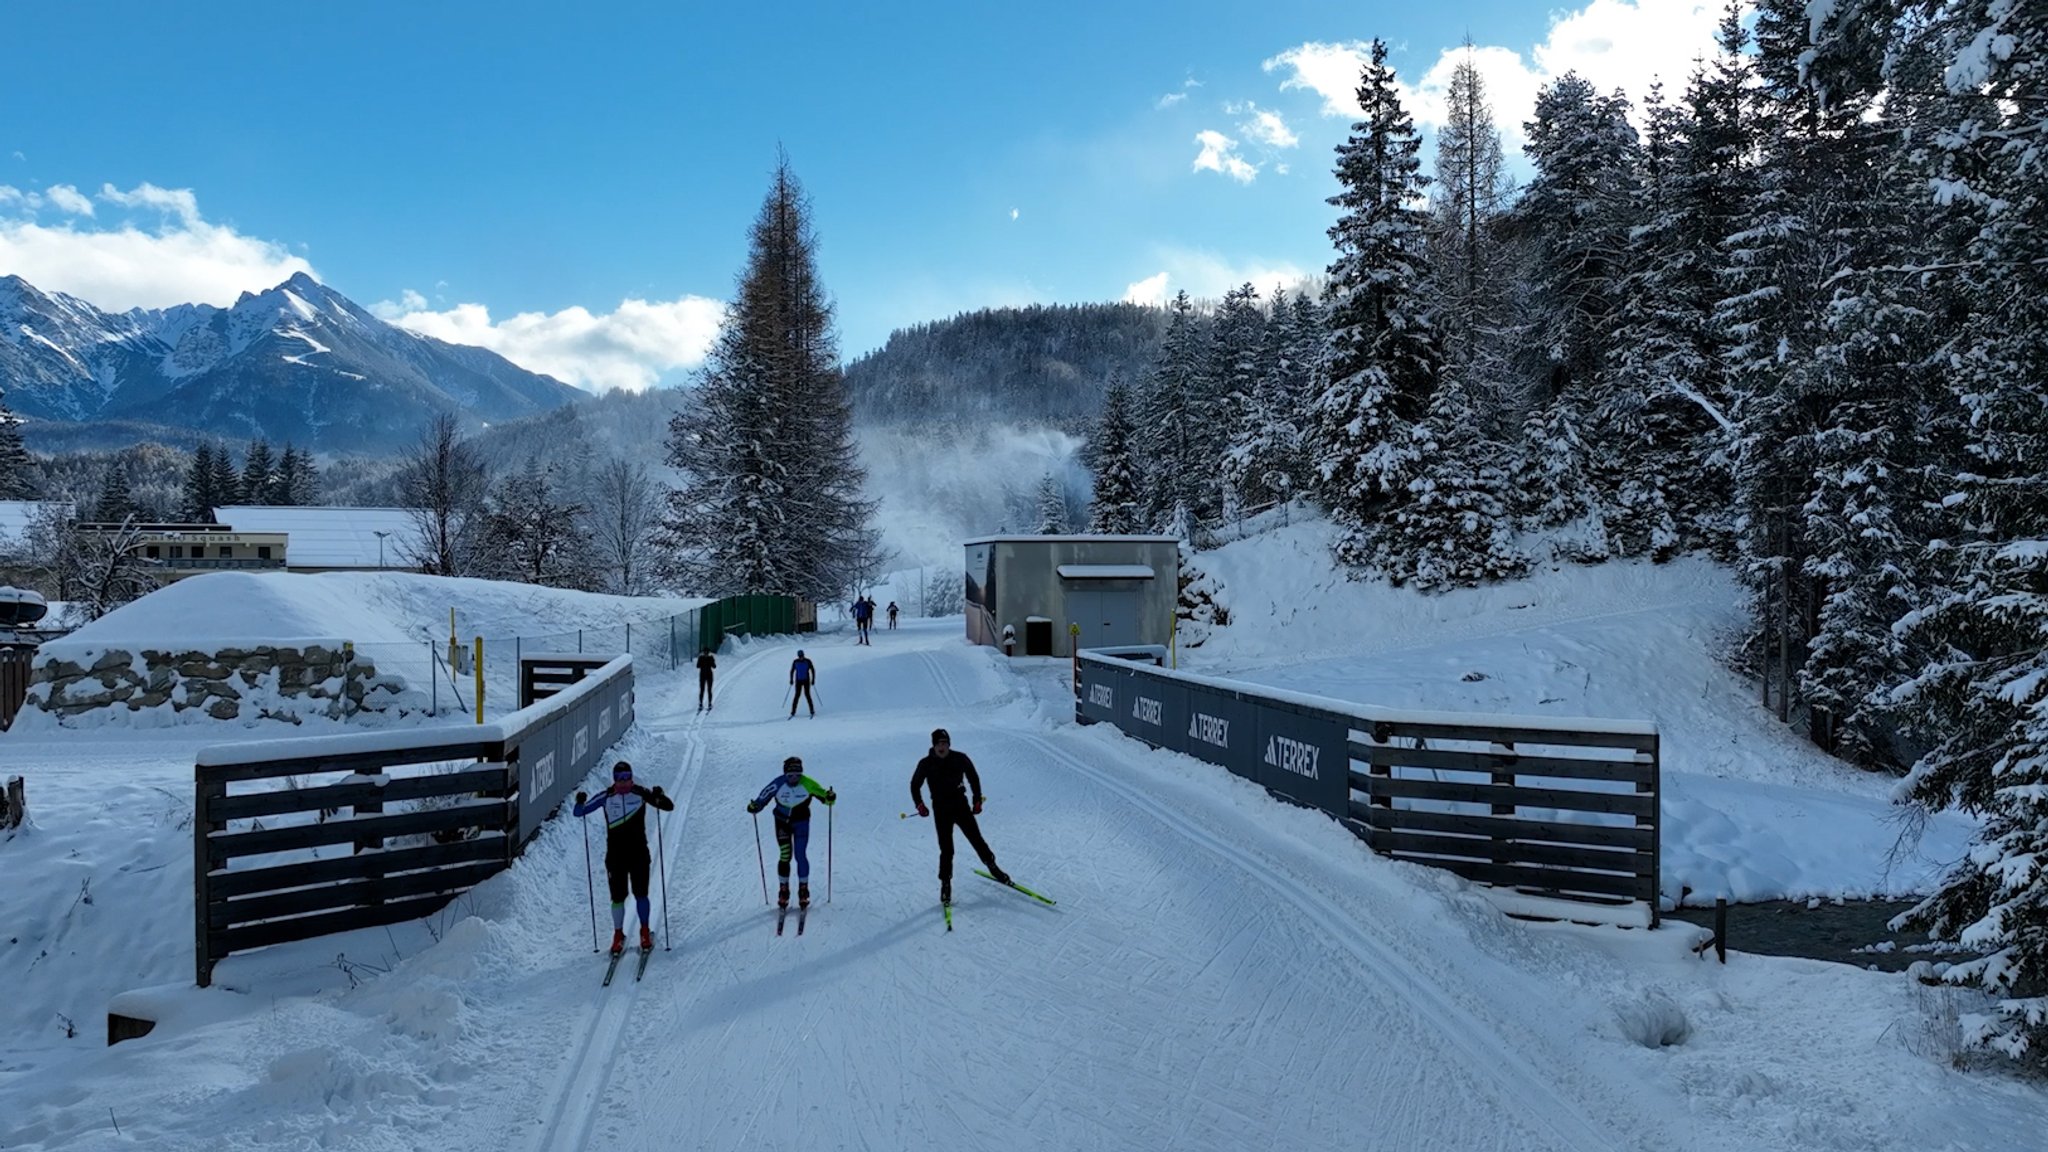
[610,928,626,956]
[990,867,1013,887]
[798,883,811,909]
[777,881,791,908]
[639,925,655,951]
[940,879,952,906]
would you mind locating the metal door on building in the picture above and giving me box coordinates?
[1067,585,1145,648]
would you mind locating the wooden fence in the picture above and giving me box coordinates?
[1076,653,1660,926]
[194,656,635,986]
[1,648,30,731]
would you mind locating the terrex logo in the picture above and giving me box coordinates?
[534,751,556,797]
[574,726,589,762]
[1088,683,1114,708]
[1131,695,1163,726]
[1264,734,1320,780]
[1189,712,1229,748]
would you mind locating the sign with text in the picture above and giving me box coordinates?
[1254,705,1351,818]
[1078,659,1120,725]
[1180,683,1261,782]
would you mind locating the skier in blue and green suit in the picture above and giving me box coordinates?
[746,756,836,908]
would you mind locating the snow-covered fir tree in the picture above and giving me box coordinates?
[205,441,241,517]
[275,444,318,506]
[0,389,34,500]
[1428,42,1516,407]
[92,461,135,524]
[1226,287,1310,515]
[241,441,276,505]
[181,443,217,522]
[1375,376,1528,589]
[1139,291,1222,542]
[1312,39,1440,569]
[660,154,876,600]
[1209,283,1268,508]
[1085,371,1146,534]
[1033,473,1068,534]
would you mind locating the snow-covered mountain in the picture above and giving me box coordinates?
[0,272,583,451]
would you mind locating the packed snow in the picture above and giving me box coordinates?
[0,552,2040,1151]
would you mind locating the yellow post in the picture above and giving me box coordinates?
[1069,623,1081,701]
[448,608,459,675]
[473,636,485,724]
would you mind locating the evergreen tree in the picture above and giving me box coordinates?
[1228,287,1308,514]
[1139,291,1221,541]
[1085,372,1146,534]
[1375,377,1528,589]
[182,443,216,522]
[1033,473,1068,534]
[1312,39,1440,568]
[277,444,319,506]
[1210,283,1267,508]
[1429,42,1516,402]
[93,461,136,524]
[1888,0,2048,1070]
[206,441,241,519]
[0,389,34,500]
[659,154,876,599]
[241,440,276,505]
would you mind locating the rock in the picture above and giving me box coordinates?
[90,650,132,673]
[206,699,240,721]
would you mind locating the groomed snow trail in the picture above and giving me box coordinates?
[498,624,1693,1152]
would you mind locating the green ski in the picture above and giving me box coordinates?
[943,902,953,931]
[601,948,625,987]
[975,869,1055,905]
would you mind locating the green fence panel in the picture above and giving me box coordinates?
[693,594,798,651]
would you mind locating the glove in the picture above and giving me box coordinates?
[651,786,666,800]
[746,800,760,814]
[973,797,984,815]
[823,788,837,805]
[915,803,929,818]
[575,791,587,806]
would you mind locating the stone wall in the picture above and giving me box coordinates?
[22,642,420,727]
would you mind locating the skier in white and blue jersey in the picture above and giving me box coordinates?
[573,762,673,954]
[745,756,836,908]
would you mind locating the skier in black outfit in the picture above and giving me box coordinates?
[572,761,675,954]
[909,727,1010,904]
[696,647,716,710]
[886,601,899,629]
[789,650,817,717]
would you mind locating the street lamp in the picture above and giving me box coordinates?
[373,530,391,569]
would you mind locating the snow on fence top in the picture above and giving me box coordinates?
[1078,650,1660,738]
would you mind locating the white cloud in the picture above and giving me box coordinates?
[1122,249,1309,306]
[381,294,727,393]
[45,184,93,216]
[1265,2,1723,152]
[1155,92,1188,109]
[9,152,23,162]
[1238,106,1299,149]
[0,182,313,309]
[1123,272,1170,306]
[1192,130,1258,183]
[1010,207,1020,221]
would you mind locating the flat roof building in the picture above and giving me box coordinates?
[963,534,1180,659]
[212,506,423,572]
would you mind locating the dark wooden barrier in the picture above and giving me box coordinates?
[194,657,635,986]
[0,648,30,731]
[519,654,614,707]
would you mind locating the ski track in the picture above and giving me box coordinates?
[1017,730,1631,1152]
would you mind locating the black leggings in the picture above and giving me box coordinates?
[933,802,998,882]
[791,683,815,714]
[698,673,713,706]
[607,850,651,903]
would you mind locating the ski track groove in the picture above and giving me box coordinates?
[1019,730,1629,1152]
[525,642,780,1152]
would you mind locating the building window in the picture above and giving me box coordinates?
[146,545,160,559]
[258,545,272,560]
[219,546,233,559]
[171,546,184,559]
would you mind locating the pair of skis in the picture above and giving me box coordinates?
[602,945,655,986]
[776,902,810,936]
[945,869,1056,930]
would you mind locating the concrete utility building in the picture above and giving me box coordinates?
[963,535,1180,658]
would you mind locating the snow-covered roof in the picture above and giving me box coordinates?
[212,506,423,569]
[0,500,73,549]
[964,534,1180,545]
[1057,564,1156,579]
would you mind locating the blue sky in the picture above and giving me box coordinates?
[0,1,1726,391]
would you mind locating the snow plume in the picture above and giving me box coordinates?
[857,423,1086,570]
[376,294,726,393]
[1265,1,1724,150]
[0,181,314,310]
[1120,248,1309,309]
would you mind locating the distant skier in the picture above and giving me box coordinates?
[851,597,873,645]
[573,762,674,954]
[886,601,899,629]
[696,646,716,711]
[909,727,1010,905]
[746,756,837,908]
[789,650,817,717]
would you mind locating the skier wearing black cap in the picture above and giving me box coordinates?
[573,761,674,954]
[746,756,836,907]
[909,728,1010,905]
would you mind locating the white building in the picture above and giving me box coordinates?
[0,501,74,558]
[211,506,425,572]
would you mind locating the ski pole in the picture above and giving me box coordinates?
[753,810,769,904]
[656,803,672,951]
[783,684,792,712]
[827,800,834,904]
[581,808,598,952]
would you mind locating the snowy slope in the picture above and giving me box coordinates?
[2,624,2041,1152]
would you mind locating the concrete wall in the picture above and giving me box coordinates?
[967,537,1179,658]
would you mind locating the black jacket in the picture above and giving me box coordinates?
[696,652,716,676]
[911,750,982,810]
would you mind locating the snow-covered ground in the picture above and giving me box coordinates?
[0,550,2040,1151]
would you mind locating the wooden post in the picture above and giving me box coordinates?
[474,637,485,725]
[1714,897,1727,963]
[1490,741,1517,875]
[193,771,226,987]
[1642,733,1661,929]
[1,774,23,830]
